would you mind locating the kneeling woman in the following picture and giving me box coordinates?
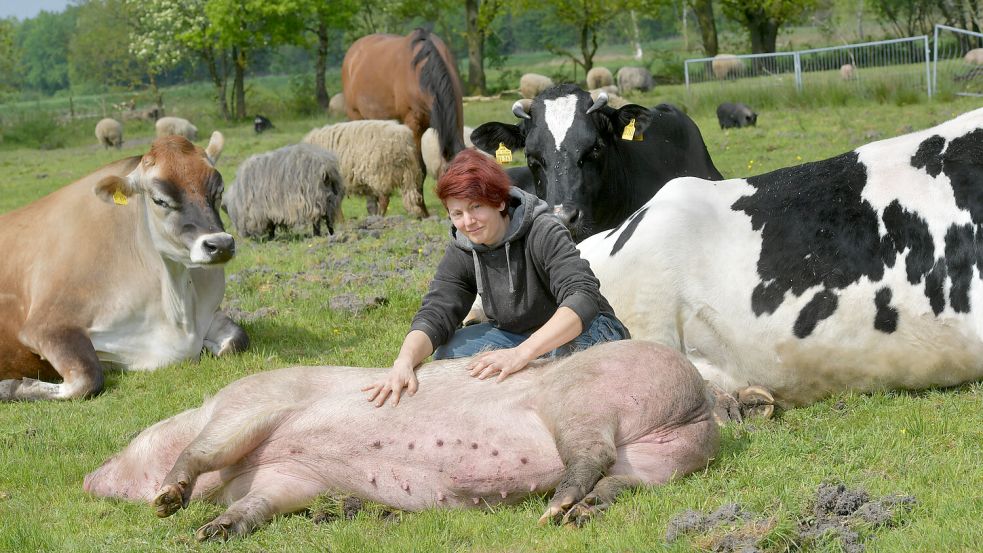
[364,149,629,406]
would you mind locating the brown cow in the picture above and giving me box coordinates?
[0,132,248,401]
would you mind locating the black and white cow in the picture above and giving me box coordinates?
[578,107,983,409]
[471,84,722,240]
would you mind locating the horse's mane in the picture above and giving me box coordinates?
[410,28,465,163]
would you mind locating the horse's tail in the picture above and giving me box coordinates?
[410,28,465,164]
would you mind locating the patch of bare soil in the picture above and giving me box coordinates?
[666,482,915,552]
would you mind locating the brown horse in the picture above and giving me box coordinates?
[342,28,465,217]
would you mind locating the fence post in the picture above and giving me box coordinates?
[684,60,690,92]
[794,52,802,92]
[932,25,940,96]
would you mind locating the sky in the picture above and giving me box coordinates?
[0,0,73,20]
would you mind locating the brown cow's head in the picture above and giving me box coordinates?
[94,131,234,267]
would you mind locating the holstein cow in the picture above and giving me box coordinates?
[0,132,248,401]
[577,107,983,414]
[471,84,722,240]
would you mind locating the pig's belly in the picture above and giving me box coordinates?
[258,405,566,511]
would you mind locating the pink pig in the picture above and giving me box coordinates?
[85,340,719,540]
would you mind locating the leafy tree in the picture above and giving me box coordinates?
[289,0,358,111]
[15,8,77,94]
[69,0,142,91]
[865,0,943,36]
[719,0,818,53]
[465,0,508,95]
[526,0,612,74]
[690,0,719,56]
[0,18,17,95]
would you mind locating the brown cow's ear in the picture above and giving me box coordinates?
[94,175,138,204]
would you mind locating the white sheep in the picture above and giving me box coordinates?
[965,48,983,65]
[155,116,198,141]
[421,126,476,178]
[589,88,628,109]
[95,118,123,149]
[303,120,427,218]
[520,73,554,99]
[711,54,742,79]
[840,63,856,80]
[222,143,345,240]
[328,93,346,117]
[586,66,614,89]
[616,66,654,93]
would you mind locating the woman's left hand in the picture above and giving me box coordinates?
[468,347,534,382]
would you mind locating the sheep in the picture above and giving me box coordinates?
[711,54,742,79]
[155,116,198,141]
[328,93,346,117]
[840,63,856,80]
[222,143,344,240]
[303,120,427,218]
[716,102,758,129]
[586,66,614,89]
[95,118,123,149]
[589,88,628,109]
[965,48,983,65]
[422,126,476,178]
[616,66,654,94]
[520,73,554,99]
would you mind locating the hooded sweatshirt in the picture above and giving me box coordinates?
[410,187,623,349]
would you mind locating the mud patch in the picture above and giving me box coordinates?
[224,306,279,324]
[329,294,388,314]
[666,482,915,552]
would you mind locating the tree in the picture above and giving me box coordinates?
[0,18,16,95]
[529,0,616,75]
[15,8,77,94]
[865,0,943,36]
[465,0,507,95]
[290,0,357,111]
[719,0,817,53]
[69,0,143,91]
[690,0,719,56]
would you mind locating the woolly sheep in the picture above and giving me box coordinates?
[840,63,856,80]
[155,116,198,141]
[716,102,758,129]
[303,120,427,218]
[328,93,346,117]
[422,126,476,178]
[711,54,742,79]
[586,66,614,89]
[95,118,123,149]
[616,66,654,94]
[520,73,554,99]
[589,88,628,109]
[222,143,344,240]
[965,48,983,65]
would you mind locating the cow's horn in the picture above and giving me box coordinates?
[586,92,608,114]
[511,100,531,120]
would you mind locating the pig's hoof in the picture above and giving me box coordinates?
[538,494,576,526]
[738,386,775,419]
[560,496,608,527]
[152,483,186,518]
[707,382,742,425]
[195,520,232,542]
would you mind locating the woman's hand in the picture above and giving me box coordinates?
[362,361,418,407]
[468,347,534,382]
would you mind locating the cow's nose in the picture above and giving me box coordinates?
[202,234,235,263]
[556,206,581,227]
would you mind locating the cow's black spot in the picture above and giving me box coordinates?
[945,223,977,313]
[609,207,648,256]
[793,289,839,338]
[910,134,945,177]
[874,287,898,333]
[881,200,935,284]
[735,152,881,317]
[925,259,947,315]
[943,129,983,224]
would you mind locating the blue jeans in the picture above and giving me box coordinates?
[433,314,630,360]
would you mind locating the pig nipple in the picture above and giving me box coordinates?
[472,497,480,505]
[437,492,446,502]
[500,490,508,499]
[401,481,410,492]
[368,473,376,485]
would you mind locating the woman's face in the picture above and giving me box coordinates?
[446,197,508,246]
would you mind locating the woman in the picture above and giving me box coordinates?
[364,149,629,407]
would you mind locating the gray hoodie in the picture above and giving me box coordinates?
[410,187,623,349]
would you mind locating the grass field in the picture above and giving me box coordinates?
[1,69,983,552]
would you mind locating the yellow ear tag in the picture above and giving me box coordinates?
[112,189,128,206]
[621,118,637,141]
[495,143,513,164]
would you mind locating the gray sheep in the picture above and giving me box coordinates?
[616,66,654,94]
[155,116,198,141]
[222,143,344,240]
[303,120,427,218]
[716,102,757,129]
[95,118,123,149]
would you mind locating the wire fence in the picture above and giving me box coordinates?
[933,24,983,97]
[684,36,932,103]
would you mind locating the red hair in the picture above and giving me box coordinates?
[436,149,511,209]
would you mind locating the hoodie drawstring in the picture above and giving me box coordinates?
[473,246,515,295]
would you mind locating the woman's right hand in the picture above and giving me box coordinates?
[362,360,418,407]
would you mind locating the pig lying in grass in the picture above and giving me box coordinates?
[84,340,719,540]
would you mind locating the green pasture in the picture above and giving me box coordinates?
[1,76,982,552]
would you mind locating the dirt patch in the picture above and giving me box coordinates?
[666,482,915,552]
[328,294,387,314]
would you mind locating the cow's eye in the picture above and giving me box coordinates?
[152,197,174,209]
